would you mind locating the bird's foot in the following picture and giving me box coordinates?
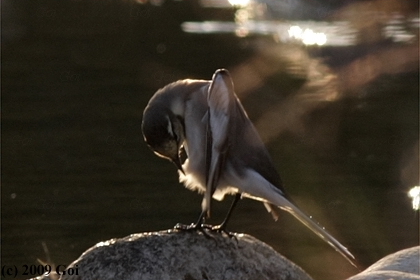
[174,222,213,238]
[174,222,237,240]
[209,224,237,240]
[174,222,236,239]
[174,222,202,231]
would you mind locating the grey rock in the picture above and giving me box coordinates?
[347,246,420,280]
[28,235,420,280]
[56,229,313,280]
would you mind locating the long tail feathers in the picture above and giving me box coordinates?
[277,199,358,268]
[240,190,357,267]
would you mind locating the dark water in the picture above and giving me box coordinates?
[2,1,419,280]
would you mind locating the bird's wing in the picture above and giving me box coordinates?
[203,69,235,216]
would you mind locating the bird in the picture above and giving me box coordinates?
[142,68,356,266]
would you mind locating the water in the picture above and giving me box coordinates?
[2,1,419,280]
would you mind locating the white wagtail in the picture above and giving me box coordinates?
[142,69,356,266]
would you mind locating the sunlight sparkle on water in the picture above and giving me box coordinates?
[288,25,327,46]
[228,0,249,7]
[408,186,420,210]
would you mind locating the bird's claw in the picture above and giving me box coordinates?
[174,222,212,230]
[174,223,237,240]
[174,222,198,231]
[209,224,237,240]
[174,222,213,238]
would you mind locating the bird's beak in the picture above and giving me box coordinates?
[171,156,185,175]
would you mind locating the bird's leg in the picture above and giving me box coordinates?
[193,210,207,228]
[211,193,241,237]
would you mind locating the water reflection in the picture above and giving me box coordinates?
[228,0,250,7]
[409,186,420,211]
[181,0,418,47]
[288,25,327,46]
[384,14,418,43]
[182,20,358,46]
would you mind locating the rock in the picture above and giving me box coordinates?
[28,234,419,280]
[54,229,313,280]
[347,246,420,280]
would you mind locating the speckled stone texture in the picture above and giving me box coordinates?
[58,229,313,280]
[347,246,420,280]
[27,234,420,280]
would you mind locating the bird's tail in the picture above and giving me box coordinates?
[285,202,357,267]
[261,193,357,268]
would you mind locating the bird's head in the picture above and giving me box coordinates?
[142,104,185,174]
[142,79,209,174]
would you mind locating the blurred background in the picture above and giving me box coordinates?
[2,0,419,279]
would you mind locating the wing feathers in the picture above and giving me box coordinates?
[203,69,235,216]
